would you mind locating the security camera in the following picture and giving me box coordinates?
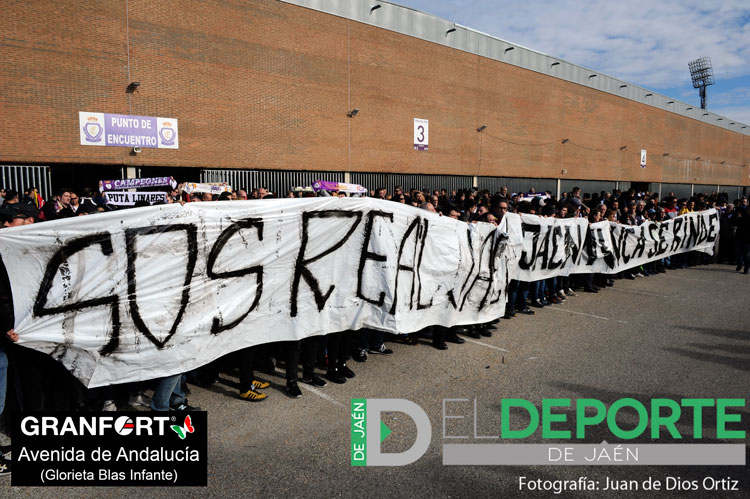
[132,147,142,154]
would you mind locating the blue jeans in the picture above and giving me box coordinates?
[538,280,547,300]
[150,374,186,411]
[0,349,7,416]
[516,281,529,310]
[506,280,518,313]
[530,280,541,301]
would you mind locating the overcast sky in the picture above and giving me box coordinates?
[395,0,750,125]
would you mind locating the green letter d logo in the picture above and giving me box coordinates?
[366,399,432,466]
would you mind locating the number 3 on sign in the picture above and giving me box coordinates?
[414,118,428,151]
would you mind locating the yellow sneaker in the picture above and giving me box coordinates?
[251,379,270,390]
[239,389,267,401]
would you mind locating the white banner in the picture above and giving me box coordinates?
[0,199,510,387]
[104,191,168,206]
[182,182,232,195]
[504,210,719,281]
[0,201,718,387]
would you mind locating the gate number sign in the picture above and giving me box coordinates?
[414,118,428,151]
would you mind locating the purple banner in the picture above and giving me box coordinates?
[99,177,177,192]
[79,112,179,149]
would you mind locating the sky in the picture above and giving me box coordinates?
[394,0,750,125]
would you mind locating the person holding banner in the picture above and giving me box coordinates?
[237,346,269,402]
[0,258,19,476]
[150,374,201,412]
[736,206,750,274]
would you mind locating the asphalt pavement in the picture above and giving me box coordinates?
[3,263,749,498]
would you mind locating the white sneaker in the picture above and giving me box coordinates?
[102,400,117,411]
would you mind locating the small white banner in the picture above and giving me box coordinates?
[182,183,232,195]
[641,149,647,168]
[103,191,169,206]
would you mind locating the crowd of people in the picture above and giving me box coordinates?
[0,180,748,476]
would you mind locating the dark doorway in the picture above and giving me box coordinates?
[50,164,125,195]
[630,182,650,193]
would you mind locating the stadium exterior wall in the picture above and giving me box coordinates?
[0,0,748,189]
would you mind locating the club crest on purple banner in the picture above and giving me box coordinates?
[159,122,176,145]
[83,117,103,143]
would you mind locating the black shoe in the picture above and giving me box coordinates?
[584,287,598,293]
[447,334,465,344]
[170,399,201,411]
[0,455,10,476]
[285,381,302,399]
[325,369,347,384]
[338,363,355,378]
[519,307,536,315]
[480,329,492,337]
[452,326,469,334]
[369,345,394,355]
[530,299,544,308]
[433,342,448,350]
[466,329,481,339]
[606,280,614,286]
[301,375,327,387]
[737,264,743,271]
[353,349,368,362]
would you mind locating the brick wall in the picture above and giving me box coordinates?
[1,0,747,186]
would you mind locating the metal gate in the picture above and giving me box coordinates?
[349,172,473,194]
[201,169,345,196]
[0,165,51,199]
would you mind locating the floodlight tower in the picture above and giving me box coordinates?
[688,57,715,110]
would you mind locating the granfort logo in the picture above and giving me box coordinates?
[114,416,134,436]
[12,412,208,486]
[21,415,174,437]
